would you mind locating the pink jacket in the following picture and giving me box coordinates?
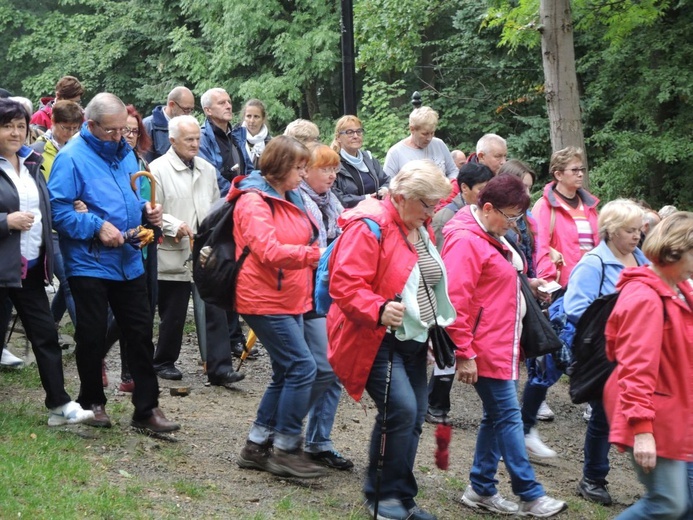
[441,206,523,381]
[229,175,321,316]
[603,266,693,462]
[327,197,429,401]
[532,182,599,286]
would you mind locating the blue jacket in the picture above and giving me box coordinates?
[564,240,649,324]
[48,123,147,281]
[142,105,171,163]
[199,118,252,197]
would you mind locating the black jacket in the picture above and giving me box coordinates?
[0,148,54,287]
[333,150,389,209]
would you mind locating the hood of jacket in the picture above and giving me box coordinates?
[150,105,169,129]
[337,195,407,234]
[78,122,133,165]
[541,181,599,209]
[443,204,510,257]
[229,170,307,211]
[615,264,677,298]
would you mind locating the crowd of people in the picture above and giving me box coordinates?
[1,77,692,520]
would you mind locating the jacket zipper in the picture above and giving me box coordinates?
[472,307,484,335]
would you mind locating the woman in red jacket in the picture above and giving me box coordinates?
[232,136,326,480]
[327,160,453,520]
[604,212,693,520]
[442,174,567,518]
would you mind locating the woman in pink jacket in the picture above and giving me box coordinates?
[604,212,693,519]
[442,174,566,518]
[532,146,599,287]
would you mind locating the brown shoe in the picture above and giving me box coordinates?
[86,404,112,428]
[266,447,327,478]
[131,407,180,433]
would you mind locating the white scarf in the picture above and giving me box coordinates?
[243,123,269,164]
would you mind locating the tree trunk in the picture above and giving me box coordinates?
[540,0,589,186]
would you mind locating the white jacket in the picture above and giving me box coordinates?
[151,147,220,281]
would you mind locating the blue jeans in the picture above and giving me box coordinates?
[242,314,317,452]
[583,400,610,481]
[615,454,689,519]
[50,233,77,326]
[363,334,428,508]
[304,316,341,453]
[688,462,693,518]
[472,377,545,502]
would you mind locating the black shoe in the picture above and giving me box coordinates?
[208,370,246,388]
[308,449,354,470]
[232,342,260,360]
[577,477,612,505]
[156,366,183,380]
[425,411,448,425]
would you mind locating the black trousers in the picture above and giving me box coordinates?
[69,275,158,420]
[153,280,191,370]
[0,264,70,409]
[205,302,235,378]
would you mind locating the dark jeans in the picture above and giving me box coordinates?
[521,380,548,434]
[69,275,159,420]
[153,280,191,371]
[227,310,246,345]
[363,334,428,509]
[583,399,610,481]
[0,263,70,409]
[427,372,454,416]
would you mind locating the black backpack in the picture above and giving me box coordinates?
[192,195,272,311]
[568,292,619,404]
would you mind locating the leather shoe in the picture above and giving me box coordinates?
[577,477,612,505]
[232,342,260,360]
[131,407,180,433]
[209,370,246,388]
[86,404,112,428]
[156,366,183,380]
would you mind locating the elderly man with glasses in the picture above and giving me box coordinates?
[142,86,195,163]
[48,92,180,434]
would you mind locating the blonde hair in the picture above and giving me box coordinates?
[642,211,693,266]
[331,115,362,152]
[408,106,438,131]
[549,146,584,181]
[389,159,451,201]
[283,119,319,144]
[598,199,645,241]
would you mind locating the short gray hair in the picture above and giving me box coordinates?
[9,96,32,115]
[476,133,506,155]
[201,88,228,109]
[598,199,645,241]
[389,159,452,201]
[84,92,126,122]
[169,115,200,139]
[408,106,438,130]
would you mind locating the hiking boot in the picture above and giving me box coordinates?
[461,484,518,515]
[577,477,612,506]
[518,495,567,517]
[237,440,272,472]
[365,498,409,520]
[266,446,326,478]
[536,401,555,421]
[525,428,557,458]
[424,411,448,425]
[231,342,260,359]
[85,404,112,428]
[118,379,135,393]
[48,401,95,426]
[308,449,354,470]
[406,505,437,520]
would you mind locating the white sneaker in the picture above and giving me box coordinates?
[518,495,567,517]
[461,484,519,515]
[1,348,24,368]
[536,401,555,421]
[524,428,557,458]
[582,404,592,422]
[48,401,95,426]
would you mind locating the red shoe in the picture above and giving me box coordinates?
[102,360,109,388]
[118,379,135,393]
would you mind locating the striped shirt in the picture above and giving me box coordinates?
[415,236,442,326]
[556,197,595,252]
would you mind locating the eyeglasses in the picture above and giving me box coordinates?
[318,166,339,174]
[418,199,437,214]
[124,127,139,136]
[173,100,195,114]
[339,128,365,136]
[494,207,524,223]
[57,124,81,133]
[94,121,128,135]
[561,167,586,174]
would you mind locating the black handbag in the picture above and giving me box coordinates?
[420,269,456,370]
[518,273,563,359]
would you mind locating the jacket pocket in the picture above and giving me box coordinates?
[472,307,484,335]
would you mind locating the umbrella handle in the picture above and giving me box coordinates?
[130,170,157,207]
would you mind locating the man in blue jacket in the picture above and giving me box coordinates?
[142,86,195,163]
[48,92,180,434]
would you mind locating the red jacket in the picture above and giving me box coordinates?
[327,197,428,401]
[229,174,321,316]
[30,103,53,131]
[532,182,599,287]
[603,266,693,462]
[441,206,523,380]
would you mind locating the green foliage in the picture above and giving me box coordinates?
[357,78,409,159]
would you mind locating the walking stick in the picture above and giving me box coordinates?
[373,293,402,520]
[235,329,257,372]
[5,313,19,344]
[130,171,156,207]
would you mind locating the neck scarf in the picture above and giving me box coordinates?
[243,123,269,163]
[299,180,341,247]
[340,148,368,172]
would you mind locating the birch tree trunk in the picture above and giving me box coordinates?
[540,0,589,185]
